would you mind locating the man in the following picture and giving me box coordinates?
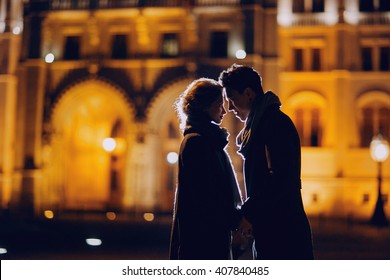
[219,64,314,260]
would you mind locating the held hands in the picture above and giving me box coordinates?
[231,217,253,258]
[238,217,253,238]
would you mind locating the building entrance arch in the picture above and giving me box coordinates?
[46,79,136,211]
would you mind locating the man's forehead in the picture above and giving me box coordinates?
[224,87,238,97]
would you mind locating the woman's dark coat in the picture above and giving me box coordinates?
[169,118,242,260]
[241,98,314,260]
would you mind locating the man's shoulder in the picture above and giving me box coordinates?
[265,105,293,122]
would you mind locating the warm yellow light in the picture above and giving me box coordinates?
[277,13,293,26]
[370,135,390,163]
[166,152,178,164]
[44,210,54,219]
[102,137,116,152]
[114,138,126,154]
[106,211,116,220]
[45,53,55,63]
[324,12,338,25]
[143,213,154,222]
[344,11,359,25]
[102,137,126,154]
[235,49,246,59]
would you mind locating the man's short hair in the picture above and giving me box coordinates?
[219,64,263,94]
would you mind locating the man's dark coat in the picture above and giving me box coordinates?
[241,99,314,260]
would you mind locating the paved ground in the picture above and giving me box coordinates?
[1,213,390,260]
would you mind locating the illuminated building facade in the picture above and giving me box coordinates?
[0,0,389,220]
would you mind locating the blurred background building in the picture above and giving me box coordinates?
[0,0,389,221]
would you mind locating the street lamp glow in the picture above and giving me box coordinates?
[370,135,389,162]
[143,212,155,222]
[106,211,116,220]
[45,53,55,63]
[369,133,389,227]
[0,248,7,254]
[102,138,116,152]
[44,210,54,219]
[235,49,246,59]
[166,152,178,164]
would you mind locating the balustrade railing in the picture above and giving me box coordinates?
[49,0,242,10]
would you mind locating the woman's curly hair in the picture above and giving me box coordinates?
[175,78,223,131]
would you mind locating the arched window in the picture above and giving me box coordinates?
[357,92,390,147]
[360,106,390,147]
[285,91,326,147]
[294,106,323,147]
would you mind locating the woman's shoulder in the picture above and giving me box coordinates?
[182,132,206,147]
[180,133,211,161]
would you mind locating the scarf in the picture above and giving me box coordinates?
[237,91,281,158]
[185,113,229,149]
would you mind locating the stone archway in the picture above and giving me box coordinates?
[46,79,136,211]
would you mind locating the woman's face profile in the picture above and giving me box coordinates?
[205,95,226,125]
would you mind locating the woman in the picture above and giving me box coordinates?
[169,78,243,260]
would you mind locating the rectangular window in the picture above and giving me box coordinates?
[294,48,304,71]
[210,31,228,58]
[312,0,325,13]
[310,108,321,146]
[0,39,9,74]
[311,48,321,71]
[161,33,179,58]
[28,17,42,59]
[293,0,305,13]
[380,47,390,71]
[111,34,128,59]
[63,36,80,60]
[380,0,390,11]
[362,47,373,71]
[360,0,374,12]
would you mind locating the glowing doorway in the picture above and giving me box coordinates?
[50,79,135,211]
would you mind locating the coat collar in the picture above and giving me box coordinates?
[184,114,229,150]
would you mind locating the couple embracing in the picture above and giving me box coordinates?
[169,64,314,260]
